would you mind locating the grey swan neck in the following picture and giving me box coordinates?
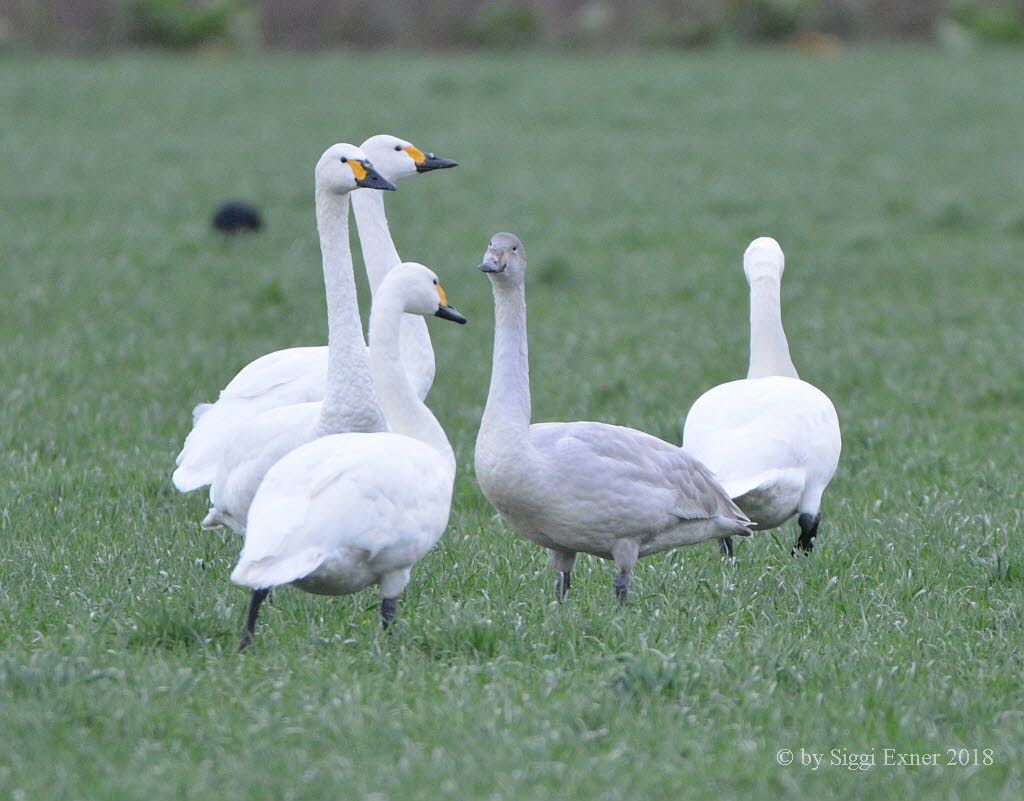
[479,282,532,454]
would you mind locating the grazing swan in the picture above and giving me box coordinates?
[474,233,752,603]
[682,237,841,555]
[200,143,393,533]
[231,263,466,649]
[172,135,457,493]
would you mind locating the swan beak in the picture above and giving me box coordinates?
[434,304,467,325]
[479,252,504,273]
[415,153,459,173]
[353,160,398,191]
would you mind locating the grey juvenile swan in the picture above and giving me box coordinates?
[474,233,752,602]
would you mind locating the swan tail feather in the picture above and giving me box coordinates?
[231,549,326,589]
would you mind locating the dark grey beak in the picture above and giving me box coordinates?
[416,153,459,173]
[434,304,467,324]
[479,253,504,273]
[356,161,398,191]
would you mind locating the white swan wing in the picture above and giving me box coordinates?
[173,346,328,491]
[232,433,452,588]
[205,401,322,530]
[683,376,841,497]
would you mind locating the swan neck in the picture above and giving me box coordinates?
[480,282,532,447]
[351,188,399,295]
[747,277,799,380]
[314,186,385,436]
[352,186,436,398]
[369,292,453,471]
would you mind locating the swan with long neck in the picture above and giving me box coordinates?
[200,144,393,533]
[171,135,457,493]
[231,263,465,649]
[682,237,841,555]
[474,233,752,603]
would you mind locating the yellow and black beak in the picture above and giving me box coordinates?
[416,153,458,173]
[403,145,459,174]
[350,159,397,191]
[434,283,467,324]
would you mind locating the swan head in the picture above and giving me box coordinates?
[479,232,526,286]
[743,237,785,284]
[315,143,396,195]
[385,262,467,325]
[360,134,458,183]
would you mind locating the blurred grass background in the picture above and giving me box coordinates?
[3,0,1024,50]
[1,38,1023,801]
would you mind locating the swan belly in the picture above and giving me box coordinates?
[728,470,805,530]
[481,472,730,559]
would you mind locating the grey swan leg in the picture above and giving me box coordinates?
[611,539,640,604]
[793,512,821,555]
[381,597,398,630]
[238,588,270,652]
[719,537,734,558]
[555,571,571,601]
[548,550,577,602]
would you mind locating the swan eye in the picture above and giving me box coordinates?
[433,279,438,285]
[340,157,347,163]
[394,145,402,151]
[512,246,518,252]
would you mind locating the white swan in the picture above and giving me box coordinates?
[474,233,752,602]
[172,135,457,493]
[231,263,465,649]
[200,143,392,533]
[682,237,841,555]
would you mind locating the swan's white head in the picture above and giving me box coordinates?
[315,143,397,195]
[479,232,527,287]
[382,262,467,324]
[743,237,785,284]
[360,134,458,183]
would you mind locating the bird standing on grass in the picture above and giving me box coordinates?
[231,263,466,649]
[173,135,457,494]
[474,233,752,603]
[197,143,394,534]
[682,237,841,556]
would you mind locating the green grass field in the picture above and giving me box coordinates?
[2,47,1023,799]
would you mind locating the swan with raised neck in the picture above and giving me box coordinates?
[475,233,751,603]
[682,236,841,556]
[200,143,395,532]
[231,263,466,648]
[354,134,458,401]
[172,135,456,492]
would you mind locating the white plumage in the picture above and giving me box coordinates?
[232,263,465,647]
[682,237,841,552]
[197,143,390,533]
[474,233,752,602]
[172,135,457,493]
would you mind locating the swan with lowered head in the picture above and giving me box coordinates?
[232,263,466,649]
[172,135,457,493]
[682,237,841,555]
[474,233,752,603]
[200,143,393,533]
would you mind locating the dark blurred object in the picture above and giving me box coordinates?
[212,201,263,234]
